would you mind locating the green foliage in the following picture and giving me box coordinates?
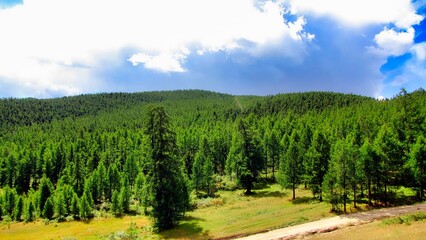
[305,130,330,201]
[111,190,122,216]
[24,197,35,222]
[409,134,426,199]
[70,193,79,217]
[13,195,23,221]
[0,89,425,224]
[54,190,67,220]
[37,175,54,214]
[323,136,358,212]
[144,107,190,230]
[382,212,426,225]
[233,118,263,195]
[42,197,54,220]
[277,131,303,200]
[79,194,93,220]
[191,136,215,196]
[2,186,17,216]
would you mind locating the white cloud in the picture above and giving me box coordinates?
[128,52,187,73]
[287,0,423,28]
[412,42,426,61]
[373,27,414,56]
[0,0,313,97]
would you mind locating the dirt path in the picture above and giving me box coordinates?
[235,203,426,240]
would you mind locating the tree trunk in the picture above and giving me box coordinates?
[272,158,275,179]
[384,182,387,204]
[343,192,347,213]
[353,185,357,208]
[367,178,372,206]
[292,183,296,200]
[265,163,268,180]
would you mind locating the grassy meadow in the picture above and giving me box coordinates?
[0,184,333,240]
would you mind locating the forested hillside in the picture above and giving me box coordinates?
[0,89,425,230]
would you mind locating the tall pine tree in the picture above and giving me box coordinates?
[144,106,189,230]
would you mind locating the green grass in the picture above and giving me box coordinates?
[161,184,332,239]
[1,185,421,239]
[0,184,333,239]
[382,212,426,226]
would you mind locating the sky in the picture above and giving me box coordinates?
[0,0,425,99]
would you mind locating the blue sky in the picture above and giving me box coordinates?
[0,0,425,99]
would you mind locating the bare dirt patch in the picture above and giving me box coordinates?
[235,203,426,240]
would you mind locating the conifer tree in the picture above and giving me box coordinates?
[79,194,92,220]
[234,118,263,195]
[111,189,122,216]
[54,191,67,220]
[42,197,54,219]
[144,106,189,230]
[277,131,303,200]
[410,134,426,200]
[70,193,79,217]
[119,186,130,214]
[13,195,23,221]
[37,175,53,213]
[24,198,34,222]
[306,130,330,201]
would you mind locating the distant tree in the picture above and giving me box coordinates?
[325,137,358,213]
[54,191,67,220]
[37,175,54,214]
[225,132,243,180]
[13,195,23,221]
[323,165,341,212]
[42,197,54,219]
[107,163,121,201]
[192,148,205,193]
[79,194,93,220]
[111,189,122,216]
[119,178,131,213]
[124,153,139,189]
[3,186,17,216]
[306,130,330,201]
[396,88,424,156]
[409,134,426,200]
[234,118,263,195]
[24,198,35,222]
[263,128,280,179]
[374,124,402,202]
[277,131,303,200]
[203,153,215,196]
[70,193,79,217]
[192,136,215,196]
[144,106,189,230]
[359,138,380,205]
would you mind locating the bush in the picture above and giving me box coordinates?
[215,175,238,191]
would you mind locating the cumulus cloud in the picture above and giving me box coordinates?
[372,27,415,56]
[128,51,189,73]
[0,0,314,97]
[412,42,426,61]
[287,0,423,28]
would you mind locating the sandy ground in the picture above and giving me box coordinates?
[235,203,426,240]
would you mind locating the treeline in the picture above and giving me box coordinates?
[0,90,234,129]
[0,89,425,227]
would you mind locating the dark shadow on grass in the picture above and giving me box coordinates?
[292,196,318,204]
[251,190,287,198]
[160,216,209,240]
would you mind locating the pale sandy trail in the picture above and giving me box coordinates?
[234,203,426,240]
